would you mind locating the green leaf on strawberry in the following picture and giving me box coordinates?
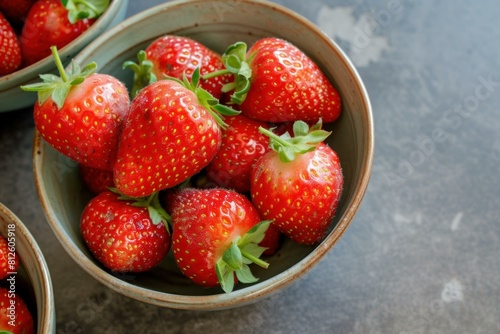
[259,120,331,162]
[110,188,171,231]
[203,41,253,104]
[21,46,97,109]
[216,220,271,293]
[165,67,240,129]
[62,0,110,23]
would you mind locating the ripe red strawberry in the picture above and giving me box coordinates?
[79,164,115,194]
[0,287,35,334]
[164,188,271,293]
[0,12,22,76]
[20,0,109,65]
[0,235,19,280]
[0,0,36,27]
[250,121,343,245]
[209,37,342,123]
[21,46,130,170]
[113,69,238,198]
[80,190,171,272]
[204,114,271,193]
[124,35,232,98]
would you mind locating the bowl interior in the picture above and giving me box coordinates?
[0,203,55,333]
[33,0,373,309]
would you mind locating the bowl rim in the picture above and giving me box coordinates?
[32,0,374,310]
[0,203,55,333]
[0,0,128,91]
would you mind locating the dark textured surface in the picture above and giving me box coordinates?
[1,0,499,332]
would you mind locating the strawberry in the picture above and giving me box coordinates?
[21,46,130,170]
[0,287,35,334]
[204,114,271,193]
[0,0,36,27]
[113,69,238,198]
[80,190,171,272]
[250,121,343,245]
[0,235,19,280]
[20,0,109,65]
[124,35,232,98]
[259,223,282,256]
[205,37,342,123]
[164,188,271,293]
[0,12,22,76]
[79,164,115,194]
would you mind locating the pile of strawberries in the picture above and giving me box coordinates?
[23,34,344,293]
[0,0,109,76]
[0,235,34,333]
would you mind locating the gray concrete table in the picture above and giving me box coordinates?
[1,0,499,333]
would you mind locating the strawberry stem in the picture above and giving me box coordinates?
[20,46,97,109]
[241,249,269,269]
[52,46,69,82]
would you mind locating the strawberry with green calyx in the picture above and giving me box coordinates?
[20,0,109,65]
[250,120,344,245]
[80,189,171,273]
[164,188,271,293]
[113,68,239,198]
[21,46,130,170]
[203,37,342,123]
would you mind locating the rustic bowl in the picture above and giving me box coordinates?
[33,0,374,310]
[0,0,129,113]
[0,203,55,333]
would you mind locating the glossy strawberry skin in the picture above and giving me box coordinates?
[114,80,222,198]
[34,73,130,170]
[0,287,35,334]
[250,142,343,245]
[0,12,22,75]
[165,188,262,288]
[0,235,19,280]
[145,35,231,98]
[205,115,271,193]
[240,37,342,123]
[20,0,95,65]
[80,191,170,272]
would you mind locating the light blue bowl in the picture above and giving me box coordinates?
[33,0,374,310]
[0,0,129,113]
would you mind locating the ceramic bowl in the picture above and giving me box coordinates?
[0,203,55,333]
[0,0,129,113]
[33,0,374,310]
